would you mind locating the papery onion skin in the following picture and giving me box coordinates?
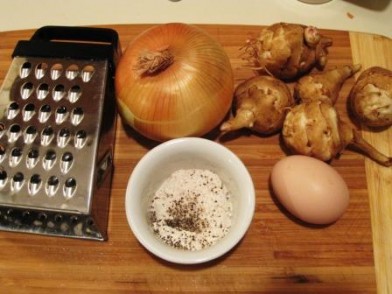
[115,23,234,141]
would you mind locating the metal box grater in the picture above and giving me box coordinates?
[0,26,121,241]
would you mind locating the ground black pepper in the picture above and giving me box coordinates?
[148,169,233,251]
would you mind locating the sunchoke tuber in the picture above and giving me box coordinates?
[241,22,332,80]
[220,75,294,135]
[295,64,361,104]
[349,66,392,128]
[282,100,392,166]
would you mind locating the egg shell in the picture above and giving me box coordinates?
[270,155,350,225]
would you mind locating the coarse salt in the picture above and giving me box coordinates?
[148,169,233,251]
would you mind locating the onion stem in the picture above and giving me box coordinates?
[135,48,174,76]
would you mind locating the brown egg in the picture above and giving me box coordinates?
[270,155,349,225]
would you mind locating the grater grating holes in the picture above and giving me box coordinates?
[11,172,24,192]
[81,65,95,83]
[22,103,35,121]
[42,150,56,170]
[40,126,55,146]
[68,85,81,103]
[54,213,62,222]
[0,123,4,138]
[28,174,42,196]
[21,82,34,99]
[35,63,48,80]
[50,64,63,80]
[9,147,23,167]
[1,56,110,227]
[74,129,87,149]
[65,65,79,80]
[63,177,77,199]
[0,169,79,198]
[37,83,49,100]
[60,152,73,174]
[38,104,51,123]
[52,84,65,102]
[0,144,5,162]
[55,105,68,124]
[8,124,22,143]
[57,128,71,148]
[26,148,39,169]
[46,176,59,197]
[0,144,77,175]
[7,102,19,120]
[0,168,7,188]
[24,125,38,144]
[20,62,32,79]
[70,107,84,125]
[0,24,119,241]
[22,210,30,219]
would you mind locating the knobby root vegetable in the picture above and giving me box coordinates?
[240,23,332,81]
[349,66,392,128]
[295,64,361,104]
[115,23,234,142]
[282,101,392,167]
[220,75,294,135]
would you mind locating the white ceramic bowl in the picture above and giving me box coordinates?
[125,137,255,264]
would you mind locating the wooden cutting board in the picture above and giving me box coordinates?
[0,24,391,294]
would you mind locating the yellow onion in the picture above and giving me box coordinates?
[115,23,234,141]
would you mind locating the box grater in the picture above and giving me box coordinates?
[0,26,121,241]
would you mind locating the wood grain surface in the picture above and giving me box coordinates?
[0,24,390,294]
[350,32,392,294]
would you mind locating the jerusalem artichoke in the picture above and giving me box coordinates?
[282,100,392,166]
[349,66,392,128]
[295,64,361,104]
[241,23,332,80]
[220,75,294,135]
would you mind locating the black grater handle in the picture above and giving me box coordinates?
[12,26,121,71]
[30,26,119,49]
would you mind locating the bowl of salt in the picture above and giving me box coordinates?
[125,137,255,264]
